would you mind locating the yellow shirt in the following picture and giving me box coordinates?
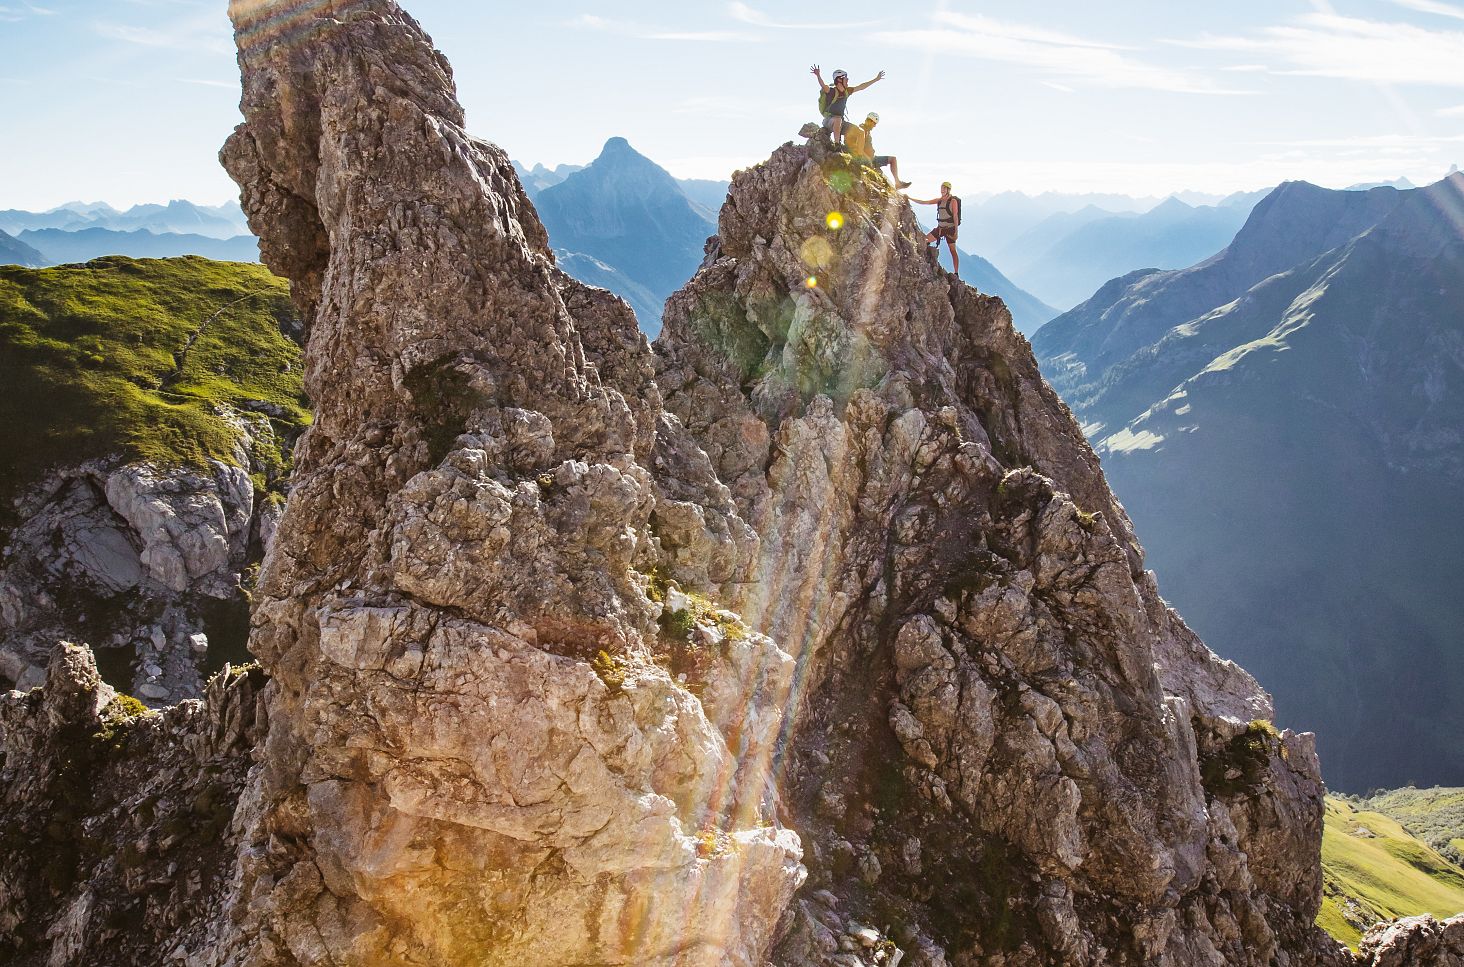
[844,122,876,160]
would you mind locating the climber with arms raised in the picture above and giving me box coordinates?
[844,113,911,189]
[811,64,886,147]
[910,181,962,277]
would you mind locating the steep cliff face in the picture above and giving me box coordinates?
[653,138,1342,966]
[213,1,799,964]
[0,1,1449,965]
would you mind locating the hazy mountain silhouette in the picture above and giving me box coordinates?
[20,228,260,265]
[0,200,248,240]
[1033,174,1464,791]
[0,228,47,267]
[998,193,1267,309]
[533,137,715,334]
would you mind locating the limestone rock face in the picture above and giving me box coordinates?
[0,410,283,704]
[213,1,800,964]
[654,138,1343,965]
[0,643,264,965]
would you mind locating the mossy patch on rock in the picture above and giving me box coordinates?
[0,256,307,522]
[1200,719,1281,798]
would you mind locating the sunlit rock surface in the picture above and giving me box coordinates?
[212,0,800,964]
[655,137,1347,965]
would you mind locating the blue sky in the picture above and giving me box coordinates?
[2,0,1463,209]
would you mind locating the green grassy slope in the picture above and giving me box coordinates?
[0,256,307,524]
[1318,796,1464,949]
[1357,787,1464,867]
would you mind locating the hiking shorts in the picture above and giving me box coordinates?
[822,114,845,133]
[930,224,958,243]
[872,155,892,167]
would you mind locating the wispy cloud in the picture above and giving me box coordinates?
[1437,103,1464,116]
[1387,0,1464,20]
[1174,14,1464,86]
[178,78,236,89]
[92,18,232,54]
[0,1,55,19]
[876,12,1251,95]
[567,13,756,42]
[727,2,878,31]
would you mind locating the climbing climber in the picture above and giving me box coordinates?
[811,64,886,147]
[909,181,962,276]
[843,113,911,189]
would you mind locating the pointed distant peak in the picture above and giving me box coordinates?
[597,136,642,160]
[578,136,676,185]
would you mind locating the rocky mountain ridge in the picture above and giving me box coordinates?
[0,1,1459,964]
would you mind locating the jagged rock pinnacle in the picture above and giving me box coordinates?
[218,0,800,963]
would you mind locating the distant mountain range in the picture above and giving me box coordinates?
[0,199,258,268]
[17,228,259,266]
[1032,173,1464,792]
[0,199,249,240]
[960,190,1164,254]
[995,191,1268,309]
[511,161,585,198]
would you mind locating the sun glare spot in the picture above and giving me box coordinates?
[825,211,844,230]
[805,276,818,288]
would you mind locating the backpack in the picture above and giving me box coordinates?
[939,195,963,226]
[818,87,836,115]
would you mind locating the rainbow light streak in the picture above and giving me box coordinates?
[230,0,342,56]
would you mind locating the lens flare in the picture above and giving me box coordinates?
[805,276,818,288]
[825,211,844,230]
[799,236,834,270]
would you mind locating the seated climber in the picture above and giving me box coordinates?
[811,64,886,147]
[843,113,911,189]
[909,181,962,277]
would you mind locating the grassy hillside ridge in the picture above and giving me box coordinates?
[1355,787,1464,867]
[1318,796,1464,949]
[0,256,307,525]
